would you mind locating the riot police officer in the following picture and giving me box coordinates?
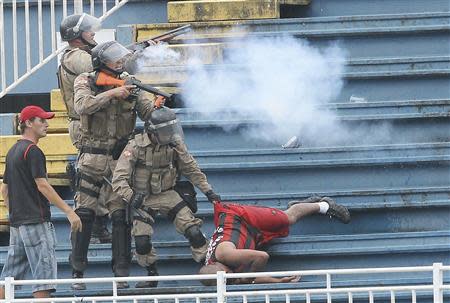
[71,41,156,290]
[112,107,220,288]
[58,13,111,244]
[59,13,100,147]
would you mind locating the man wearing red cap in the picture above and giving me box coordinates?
[0,105,82,299]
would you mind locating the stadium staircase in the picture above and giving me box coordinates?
[0,0,449,301]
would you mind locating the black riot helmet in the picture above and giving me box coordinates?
[60,13,101,48]
[145,107,184,145]
[91,41,131,75]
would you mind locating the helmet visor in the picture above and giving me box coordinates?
[78,14,102,33]
[151,119,184,145]
[101,43,131,65]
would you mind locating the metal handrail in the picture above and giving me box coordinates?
[0,263,447,303]
[0,0,130,99]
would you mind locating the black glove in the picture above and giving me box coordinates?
[205,190,221,203]
[130,192,146,209]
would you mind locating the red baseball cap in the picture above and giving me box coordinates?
[19,105,55,123]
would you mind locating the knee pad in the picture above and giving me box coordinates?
[184,225,206,248]
[135,235,152,255]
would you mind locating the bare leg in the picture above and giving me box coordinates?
[287,196,322,209]
[284,202,320,225]
[0,287,4,299]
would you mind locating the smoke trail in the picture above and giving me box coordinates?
[180,35,348,146]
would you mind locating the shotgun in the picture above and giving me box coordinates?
[95,71,170,107]
[127,24,191,52]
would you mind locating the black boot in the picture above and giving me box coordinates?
[111,209,131,289]
[322,197,351,224]
[70,208,94,285]
[91,215,112,244]
[135,263,159,288]
[71,270,86,290]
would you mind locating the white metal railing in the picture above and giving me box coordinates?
[0,263,448,303]
[0,0,130,99]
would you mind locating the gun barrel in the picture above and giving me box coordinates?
[134,82,172,99]
[151,24,191,41]
[126,25,192,51]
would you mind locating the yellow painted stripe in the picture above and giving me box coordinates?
[51,89,67,112]
[1,155,72,177]
[168,0,280,23]
[136,22,247,42]
[47,112,69,133]
[0,134,76,158]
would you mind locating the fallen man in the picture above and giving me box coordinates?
[199,196,350,285]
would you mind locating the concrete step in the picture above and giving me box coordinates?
[50,189,450,244]
[168,118,450,150]
[296,0,450,18]
[118,13,450,60]
[196,158,449,196]
[42,99,450,151]
[135,73,450,102]
[36,97,450,137]
[1,123,448,169]
[1,136,448,183]
[134,56,450,85]
[129,13,450,44]
[49,95,450,118]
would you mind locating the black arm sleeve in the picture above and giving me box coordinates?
[26,146,47,179]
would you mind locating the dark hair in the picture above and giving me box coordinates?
[19,117,36,134]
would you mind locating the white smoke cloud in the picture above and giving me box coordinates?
[181,35,348,146]
[134,34,395,147]
[136,43,182,67]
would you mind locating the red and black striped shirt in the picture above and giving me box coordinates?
[205,202,261,267]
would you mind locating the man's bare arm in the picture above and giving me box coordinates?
[35,178,82,232]
[253,276,300,284]
[0,183,8,209]
[215,242,300,284]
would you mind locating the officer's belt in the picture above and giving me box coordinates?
[80,146,112,155]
